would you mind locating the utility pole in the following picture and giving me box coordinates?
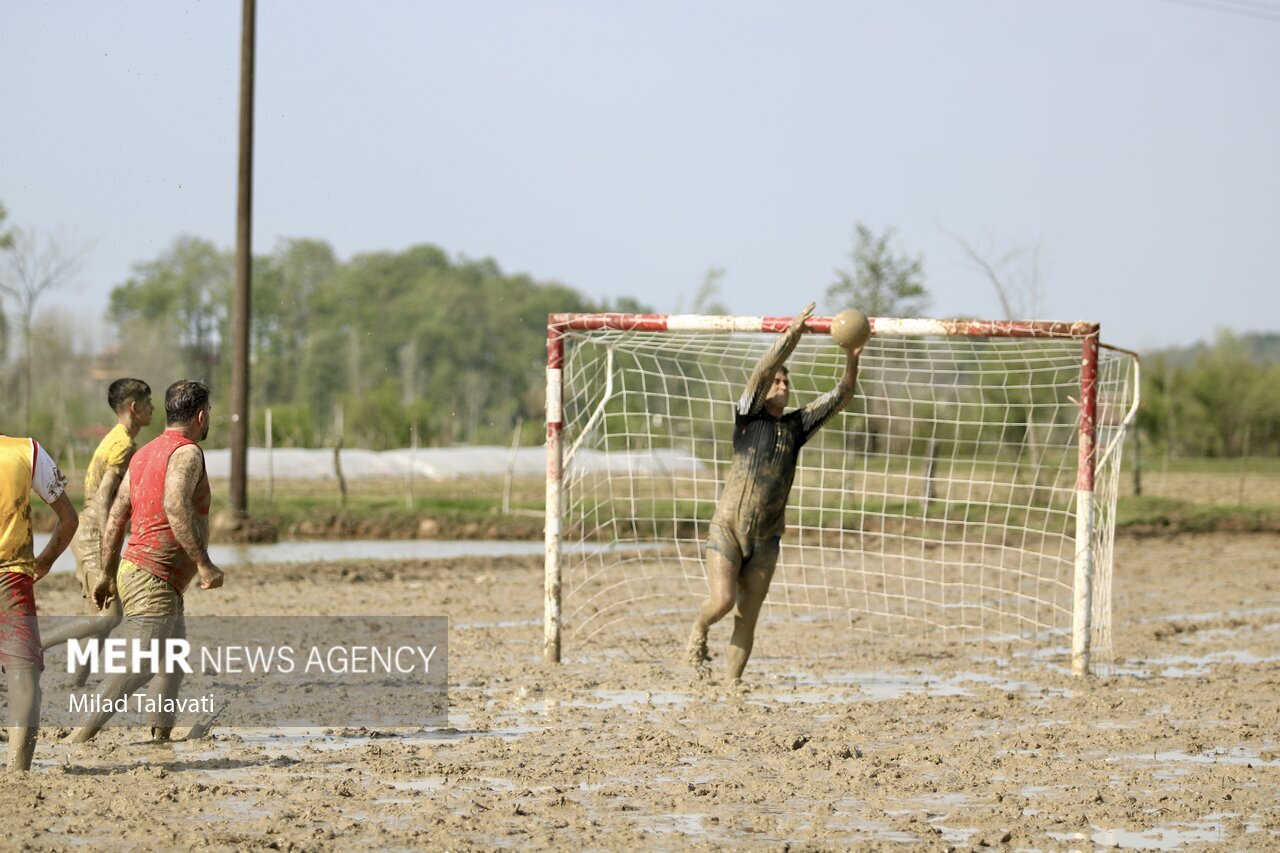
[230,0,256,516]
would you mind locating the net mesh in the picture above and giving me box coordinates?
[555,324,1137,658]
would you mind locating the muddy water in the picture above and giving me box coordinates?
[33,535,651,574]
[7,532,1280,849]
[32,534,551,574]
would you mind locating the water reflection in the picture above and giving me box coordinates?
[33,535,638,574]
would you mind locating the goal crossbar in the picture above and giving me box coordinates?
[544,313,1139,676]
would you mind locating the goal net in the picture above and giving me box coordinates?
[544,314,1139,675]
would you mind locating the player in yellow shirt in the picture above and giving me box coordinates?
[40,379,152,686]
[1,433,77,771]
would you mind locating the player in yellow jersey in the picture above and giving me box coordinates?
[40,379,152,686]
[0,433,77,771]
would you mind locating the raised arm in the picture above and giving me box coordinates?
[162,445,223,590]
[799,345,863,442]
[739,302,815,415]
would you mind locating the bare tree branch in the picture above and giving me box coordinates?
[0,225,91,430]
[938,225,1045,320]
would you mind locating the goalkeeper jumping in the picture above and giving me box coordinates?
[686,301,862,683]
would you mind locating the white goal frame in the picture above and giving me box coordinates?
[544,312,1139,676]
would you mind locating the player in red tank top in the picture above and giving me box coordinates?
[121,428,213,594]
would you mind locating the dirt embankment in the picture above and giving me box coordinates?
[208,509,544,544]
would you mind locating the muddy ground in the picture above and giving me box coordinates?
[3,531,1279,850]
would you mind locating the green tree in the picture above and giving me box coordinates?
[251,238,338,408]
[106,237,635,449]
[0,201,9,360]
[1183,330,1265,457]
[110,235,233,381]
[825,223,929,317]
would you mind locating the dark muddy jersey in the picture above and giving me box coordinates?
[710,384,851,541]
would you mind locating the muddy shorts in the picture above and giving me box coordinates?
[0,571,42,671]
[705,522,781,569]
[118,559,184,618]
[72,524,103,602]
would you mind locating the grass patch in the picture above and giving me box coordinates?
[1139,456,1280,476]
[1116,495,1280,534]
[32,461,1280,541]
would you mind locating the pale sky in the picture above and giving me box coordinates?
[3,0,1277,351]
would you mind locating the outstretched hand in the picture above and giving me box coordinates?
[789,302,817,333]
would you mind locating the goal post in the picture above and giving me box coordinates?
[544,313,1140,676]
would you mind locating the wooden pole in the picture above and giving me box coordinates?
[1238,424,1250,504]
[406,423,417,509]
[333,403,347,507]
[503,417,523,515]
[1132,424,1142,497]
[265,406,273,505]
[229,0,256,517]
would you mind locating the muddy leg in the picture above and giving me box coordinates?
[4,666,40,772]
[726,543,779,683]
[41,599,124,688]
[149,615,186,741]
[687,549,740,667]
[67,613,174,744]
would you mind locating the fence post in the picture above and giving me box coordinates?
[406,423,417,509]
[504,417,524,515]
[266,407,274,505]
[333,403,347,507]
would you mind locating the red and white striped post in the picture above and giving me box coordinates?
[545,323,566,663]
[1072,331,1101,677]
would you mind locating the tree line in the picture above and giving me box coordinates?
[1137,330,1280,458]
[104,235,635,450]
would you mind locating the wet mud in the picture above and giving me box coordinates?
[4,531,1279,850]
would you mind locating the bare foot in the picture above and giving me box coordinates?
[685,629,710,668]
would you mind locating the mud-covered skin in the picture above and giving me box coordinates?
[71,424,136,599]
[710,395,851,540]
[121,432,211,595]
[71,421,215,744]
[0,438,76,770]
[1,571,44,766]
[692,304,862,682]
[711,311,859,542]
